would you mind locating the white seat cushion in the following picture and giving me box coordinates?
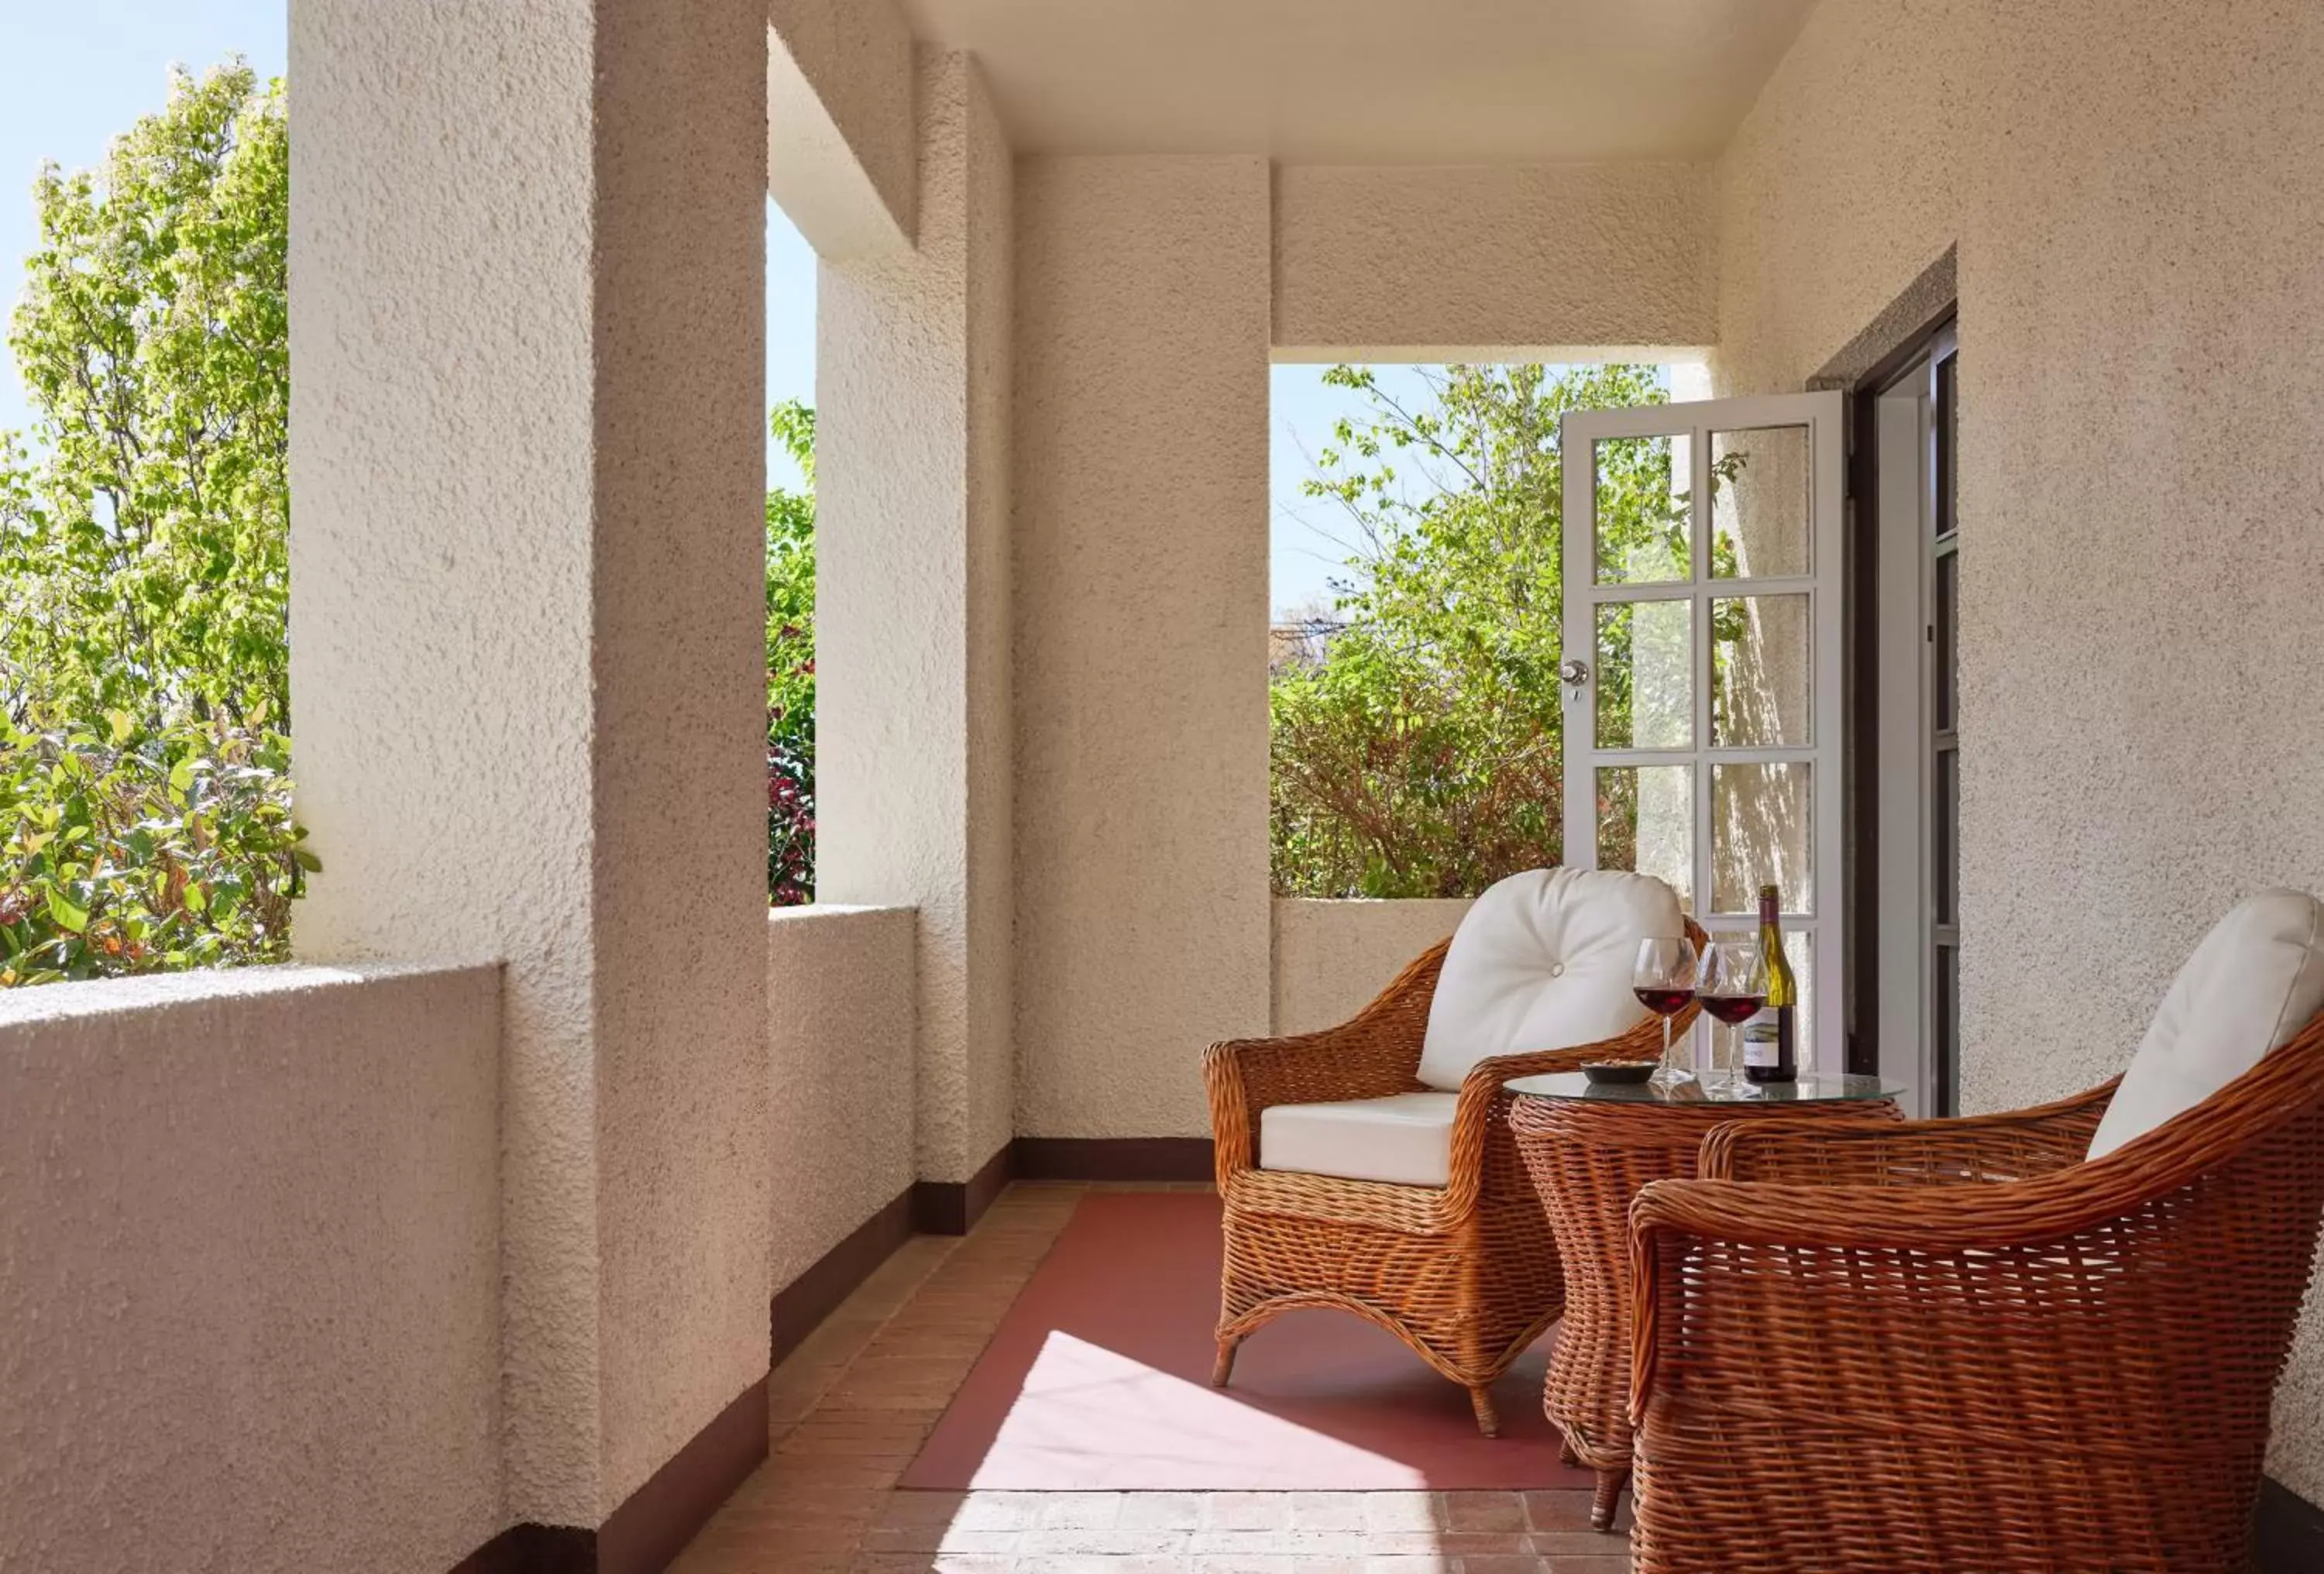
[1259,1091,1458,1189]
[2088,888,2324,1160]
[1415,867,1683,1092]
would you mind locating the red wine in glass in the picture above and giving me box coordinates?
[1633,985,1695,1016]
[1698,992,1765,1026]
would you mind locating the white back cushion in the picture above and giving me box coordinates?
[2087,888,2324,1160]
[1416,867,1683,1092]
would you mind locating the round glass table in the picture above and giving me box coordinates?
[1504,1070,1906,1529]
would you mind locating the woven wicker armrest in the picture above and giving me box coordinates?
[1440,1002,1703,1217]
[1700,1077,2118,1185]
[1203,940,1448,1183]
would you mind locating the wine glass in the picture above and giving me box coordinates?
[1694,936,1769,1090]
[1631,936,1700,1088]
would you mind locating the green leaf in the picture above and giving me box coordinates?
[105,709,134,744]
[45,887,89,933]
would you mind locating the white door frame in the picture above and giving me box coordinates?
[1559,391,1848,1075]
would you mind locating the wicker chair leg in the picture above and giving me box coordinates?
[1466,1384,1500,1438]
[1589,1466,1628,1533]
[1557,1435,1579,1467]
[1211,1336,1241,1388]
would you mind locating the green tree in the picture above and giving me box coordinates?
[0,61,287,731]
[1269,363,1690,898]
[765,400,816,905]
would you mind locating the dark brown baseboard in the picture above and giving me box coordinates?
[1012,1135,1213,1182]
[2257,1476,2324,1572]
[446,1376,768,1574]
[449,1523,593,1574]
[771,1187,913,1365]
[912,1140,1013,1235]
[909,1136,1215,1235]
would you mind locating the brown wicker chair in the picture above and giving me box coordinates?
[1205,920,1705,1436]
[1626,1007,2324,1572]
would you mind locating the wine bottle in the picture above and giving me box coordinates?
[1742,883,1798,1084]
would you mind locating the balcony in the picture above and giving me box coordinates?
[5,2,2324,1572]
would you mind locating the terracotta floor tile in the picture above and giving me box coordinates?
[1441,1495,1529,1534]
[669,1184,1639,1574]
[1286,1494,1369,1532]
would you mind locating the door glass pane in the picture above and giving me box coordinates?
[1934,548,1958,730]
[1710,425,1810,579]
[1710,593,1810,747]
[1594,433,1691,585]
[1935,940,1960,1115]
[1711,761,1810,914]
[1935,355,1958,540]
[1597,764,1693,912]
[1596,600,1692,749]
[1935,745,1958,925]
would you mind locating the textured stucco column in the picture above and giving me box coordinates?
[288,0,770,1529]
[816,50,1016,1185]
[1012,156,1274,1139]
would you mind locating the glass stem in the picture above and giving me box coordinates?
[1662,1015,1673,1071]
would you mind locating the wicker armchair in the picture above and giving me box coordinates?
[1205,916,1705,1436]
[1626,1008,2324,1572]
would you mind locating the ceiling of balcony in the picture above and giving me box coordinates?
[896,0,1820,163]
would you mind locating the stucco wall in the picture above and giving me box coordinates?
[291,0,771,1522]
[818,49,1014,1185]
[1273,162,1716,357]
[767,0,916,256]
[767,906,917,1293]
[1271,899,1473,1036]
[1012,155,1274,1139]
[0,965,502,1574]
[1709,0,1972,396]
[1713,0,2324,1502]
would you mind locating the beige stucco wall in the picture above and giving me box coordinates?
[290,0,771,1523]
[0,964,502,1574]
[1709,0,1972,397]
[1273,162,1716,357]
[1012,155,1274,1139]
[1713,0,2324,1502]
[767,0,916,257]
[1271,899,1473,1037]
[766,907,917,1292]
[818,49,1015,1184]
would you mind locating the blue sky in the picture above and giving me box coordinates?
[0,5,1646,620]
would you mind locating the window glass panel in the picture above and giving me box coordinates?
[1594,433,1691,585]
[1595,600,1692,749]
[1711,761,1811,915]
[1597,765,1693,913]
[1710,425,1810,579]
[1710,593,1810,747]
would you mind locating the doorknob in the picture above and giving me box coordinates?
[1559,659,1590,686]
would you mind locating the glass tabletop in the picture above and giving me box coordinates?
[1505,1071,1906,1105]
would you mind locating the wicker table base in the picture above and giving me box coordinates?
[1509,1081,1901,1531]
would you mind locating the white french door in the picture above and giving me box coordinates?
[1559,392,1847,1074]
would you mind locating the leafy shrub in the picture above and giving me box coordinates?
[766,400,817,906]
[0,716,313,985]
[767,730,815,909]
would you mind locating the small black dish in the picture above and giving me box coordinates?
[1582,1061,1657,1085]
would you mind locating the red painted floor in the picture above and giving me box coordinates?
[902,1191,1591,1491]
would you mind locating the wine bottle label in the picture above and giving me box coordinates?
[1743,1007,1783,1067]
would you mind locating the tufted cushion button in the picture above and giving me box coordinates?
[1549,962,1565,978]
